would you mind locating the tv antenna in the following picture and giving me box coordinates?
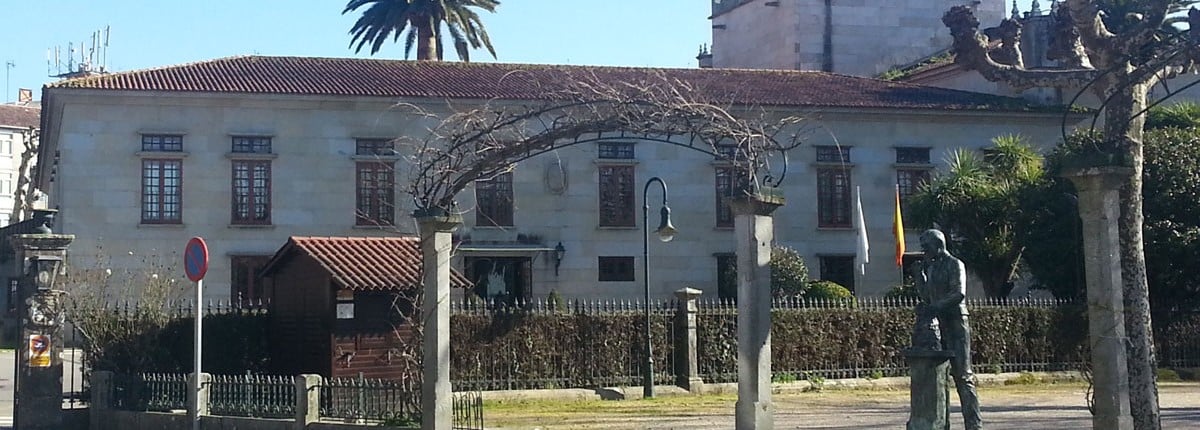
[48,26,111,79]
[4,61,13,104]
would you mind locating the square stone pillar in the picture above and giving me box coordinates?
[295,374,322,430]
[1062,166,1134,430]
[10,232,74,430]
[416,211,462,430]
[730,192,783,430]
[673,287,703,392]
[905,349,954,430]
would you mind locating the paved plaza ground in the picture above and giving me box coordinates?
[484,381,1200,429]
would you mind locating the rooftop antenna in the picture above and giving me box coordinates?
[4,61,13,104]
[47,27,112,79]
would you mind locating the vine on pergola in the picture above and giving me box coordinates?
[396,71,810,214]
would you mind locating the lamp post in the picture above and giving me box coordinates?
[642,177,677,399]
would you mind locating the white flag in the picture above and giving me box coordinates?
[855,186,869,275]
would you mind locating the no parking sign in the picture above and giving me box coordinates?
[29,334,50,367]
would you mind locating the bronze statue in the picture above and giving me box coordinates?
[914,229,982,430]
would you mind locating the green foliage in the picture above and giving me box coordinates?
[1142,126,1200,328]
[1146,102,1200,130]
[772,372,798,383]
[546,290,567,313]
[1157,368,1183,382]
[908,135,1045,297]
[884,284,919,300]
[343,0,500,60]
[770,245,810,298]
[804,280,854,301]
[1004,371,1042,385]
[803,372,826,392]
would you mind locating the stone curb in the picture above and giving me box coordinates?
[476,371,1085,402]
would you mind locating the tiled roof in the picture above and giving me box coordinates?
[47,55,1054,112]
[264,236,471,291]
[0,105,39,129]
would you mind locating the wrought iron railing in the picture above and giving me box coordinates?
[110,373,188,412]
[208,373,295,419]
[319,373,419,424]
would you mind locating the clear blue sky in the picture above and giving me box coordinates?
[2,0,1038,103]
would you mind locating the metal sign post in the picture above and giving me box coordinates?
[184,237,208,430]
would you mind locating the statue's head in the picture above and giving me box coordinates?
[919,229,947,256]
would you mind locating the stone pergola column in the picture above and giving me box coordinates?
[10,217,74,430]
[1062,166,1134,430]
[730,192,784,430]
[416,210,462,430]
[673,287,703,392]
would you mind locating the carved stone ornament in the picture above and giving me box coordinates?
[25,291,65,329]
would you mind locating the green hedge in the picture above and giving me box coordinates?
[79,312,272,375]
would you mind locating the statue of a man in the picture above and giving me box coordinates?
[914,229,982,430]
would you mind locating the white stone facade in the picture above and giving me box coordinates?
[40,88,1074,301]
[709,0,1005,76]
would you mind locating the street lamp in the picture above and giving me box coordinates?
[642,177,676,398]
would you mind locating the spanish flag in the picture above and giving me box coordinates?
[893,185,905,267]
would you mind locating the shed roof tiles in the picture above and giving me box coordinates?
[47,55,1054,112]
[264,236,471,291]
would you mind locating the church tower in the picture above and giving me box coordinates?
[708,0,1006,77]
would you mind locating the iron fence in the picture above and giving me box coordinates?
[208,373,296,419]
[451,298,677,391]
[109,373,188,412]
[319,373,419,424]
[452,390,484,430]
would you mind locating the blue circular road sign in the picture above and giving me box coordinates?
[184,237,209,282]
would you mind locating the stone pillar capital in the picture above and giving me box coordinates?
[673,287,703,301]
[414,212,463,234]
[728,190,785,216]
[1060,166,1133,192]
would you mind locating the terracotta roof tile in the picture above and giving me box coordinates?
[0,105,39,129]
[47,55,1052,112]
[266,236,470,291]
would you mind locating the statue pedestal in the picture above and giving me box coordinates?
[906,349,954,430]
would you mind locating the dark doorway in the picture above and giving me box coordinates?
[464,257,532,305]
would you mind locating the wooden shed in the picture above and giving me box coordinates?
[260,236,470,379]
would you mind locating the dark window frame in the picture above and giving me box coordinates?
[355,138,395,156]
[598,256,636,282]
[475,172,514,227]
[815,145,852,163]
[817,167,852,228]
[141,134,183,152]
[895,147,931,164]
[356,161,395,226]
[141,159,183,224]
[818,255,856,293]
[230,255,272,306]
[598,165,636,227]
[232,136,272,154]
[231,159,272,225]
[715,166,750,228]
[598,142,635,159]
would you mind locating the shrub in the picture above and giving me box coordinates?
[805,280,854,301]
[884,284,919,300]
[770,245,809,298]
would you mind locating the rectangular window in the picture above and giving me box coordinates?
[598,256,636,282]
[232,136,272,154]
[598,142,635,159]
[355,138,394,156]
[231,255,272,306]
[897,169,932,214]
[232,160,271,224]
[817,168,851,228]
[141,135,183,152]
[7,278,18,312]
[716,254,737,300]
[598,165,635,227]
[475,172,514,227]
[896,147,933,218]
[142,159,182,224]
[715,167,749,228]
[356,162,395,225]
[819,255,856,293]
[815,145,851,163]
[895,147,931,164]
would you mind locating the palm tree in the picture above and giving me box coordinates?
[343,0,499,61]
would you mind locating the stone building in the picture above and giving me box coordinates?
[36,56,1076,301]
[0,104,40,226]
[706,0,1005,77]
